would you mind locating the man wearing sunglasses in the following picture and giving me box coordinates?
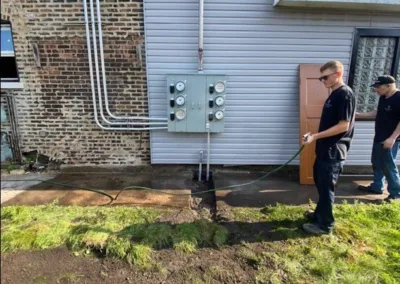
[302,61,356,235]
[356,75,400,202]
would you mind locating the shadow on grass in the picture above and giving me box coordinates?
[66,216,311,256]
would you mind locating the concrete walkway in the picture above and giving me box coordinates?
[1,173,57,204]
[1,172,193,208]
[1,170,388,210]
[214,172,388,210]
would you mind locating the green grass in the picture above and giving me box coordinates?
[3,162,18,173]
[2,201,399,283]
[232,201,400,284]
[1,202,228,268]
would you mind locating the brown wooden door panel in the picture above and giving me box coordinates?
[299,64,330,185]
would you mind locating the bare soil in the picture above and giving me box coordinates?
[1,245,257,284]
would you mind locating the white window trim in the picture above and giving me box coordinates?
[1,52,15,57]
[1,81,23,89]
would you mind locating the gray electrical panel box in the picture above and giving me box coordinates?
[167,74,226,133]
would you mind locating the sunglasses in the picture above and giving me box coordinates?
[318,72,337,82]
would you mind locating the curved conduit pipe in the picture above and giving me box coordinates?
[87,0,167,127]
[83,0,167,130]
[94,0,163,122]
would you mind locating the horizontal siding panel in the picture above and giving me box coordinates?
[147,70,305,76]
[147,58,351,64]
[148,43,351,52]
[147,24,354,33]
[149,86,298,94]
[146,10,370,21]
[145,3,198,10]
[219,127,299,132]
[147,50,350,58]
[145,0,399,165]
[152,142,298,148]
[149,89,300,96]
[152,159,299,164]
[147,30,353,39]
[149,80,299,88]
[152,150,301,156]
[147,63,348,70]
[150,98,299,105]
[148,92,301,102]
[147,37,352,46]
[148,75,300,82]
[151,105,297,112]
[370,15,400,27]
[146,3,275,11]
[146,17,370,27]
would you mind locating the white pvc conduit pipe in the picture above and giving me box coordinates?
[198,0,204,72]
[88,0,166,126]
[95,0,164,122]
[83,0,167,130]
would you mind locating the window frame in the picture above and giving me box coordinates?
[349,28,400,121]
[1,20,22,89]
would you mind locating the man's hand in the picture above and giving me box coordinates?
[302,133,315,145]
[382,137,395,149]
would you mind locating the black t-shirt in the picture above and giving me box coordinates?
[374,91,400,143]
[315,85,356,160]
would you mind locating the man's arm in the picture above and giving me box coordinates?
[355,110,377,119]
[303,121,350,145]
[382,122,400,149]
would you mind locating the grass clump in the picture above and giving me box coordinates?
[3,200,398,282]
[1,204,229,268]
[232,201,400,283]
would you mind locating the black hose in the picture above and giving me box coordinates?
[1,179,115,201]
[2,146,304,201]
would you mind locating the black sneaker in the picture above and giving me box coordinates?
[357,185,383,195]
[302,223,331,235]
[383,195,400,203]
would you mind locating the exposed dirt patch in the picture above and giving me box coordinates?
[156,209,200,225]
[1,245,257,284]
[189,170,217,220]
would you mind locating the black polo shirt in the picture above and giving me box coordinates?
[315,85,356,160]
[374,91,400,143]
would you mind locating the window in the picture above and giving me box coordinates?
[1,20,19,83]
[349,29,400,115]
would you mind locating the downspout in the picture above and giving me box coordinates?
[83,0,167,130]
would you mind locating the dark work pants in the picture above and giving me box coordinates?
[313,157,345,232]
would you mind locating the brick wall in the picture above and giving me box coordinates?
[1,0,152,165]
